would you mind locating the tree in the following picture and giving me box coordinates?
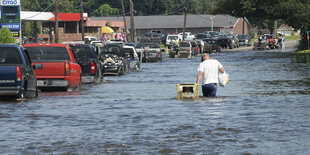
[92,4,120,16]
[213,0,310,50]
[0,28,16,44]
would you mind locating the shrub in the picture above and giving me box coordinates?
[248,31,256,39]
[0,28,16,44]
[291,31,295,36]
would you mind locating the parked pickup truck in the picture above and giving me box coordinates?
[23,44,81,91]
[99,43,130,75]
[69,44,103,84]
[0,44,42,98]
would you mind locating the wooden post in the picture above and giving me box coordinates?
[274,20,277,38]
[80,0,85,41]
[130,0,135,43]
[55,0,59,43]
[121,0,128,41]
[242,17,245,34]
[182,0,189,41]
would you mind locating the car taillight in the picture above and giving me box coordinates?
[196,47,198,51]
[65,62,70,76]
[215,45,217,49]
[158,52,161,56]
[16,66,22,81]
[90,61,96,74]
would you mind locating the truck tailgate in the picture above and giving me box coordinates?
[32,62,66,77]
[0,66,17,86]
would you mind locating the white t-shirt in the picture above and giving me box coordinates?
[198,59,223,85]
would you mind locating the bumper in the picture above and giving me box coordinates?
[0,87,21,96]
[145,56,161,62]
[37,79,69,88]
[81,76,95,84]
[239,42,249,46]
[103,64,121,75]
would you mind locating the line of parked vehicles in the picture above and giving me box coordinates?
[0,39,164,100]
[154,31,252,58]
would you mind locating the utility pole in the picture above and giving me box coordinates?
[242,17,245,34]
[182,0,189,41]
[80,0,85,41]
[130,0,136,43]
[55,0,59,43]
[121,0,128,41]
[274,20,277,38]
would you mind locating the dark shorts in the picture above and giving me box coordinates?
[202,83,217,97]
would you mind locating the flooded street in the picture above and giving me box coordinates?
[1,48,310,154]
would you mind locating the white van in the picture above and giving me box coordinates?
[166,35,182,46]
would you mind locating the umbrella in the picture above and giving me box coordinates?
[101,26,114,34]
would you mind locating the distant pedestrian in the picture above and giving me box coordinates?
[281,35,285,50]
[196,53,225,97]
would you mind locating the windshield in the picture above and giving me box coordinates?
[136,44,148,48]
[26,47,70,61]
[237,35,247,39]
[218,35,228,39]
[209,32,219,37]
[196,34,207,39]
[123,48,135,58]
[71,46,96,59]
[179,42,190,47]
[167,36,179,40]
[0,47,23,64]
[149,44,160,48]
[101,46,124,57]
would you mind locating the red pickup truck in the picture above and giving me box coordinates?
[23,44,81,91]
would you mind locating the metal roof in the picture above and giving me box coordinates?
[89,14,239,29]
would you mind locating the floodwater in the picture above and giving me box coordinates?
[1,48,310,154]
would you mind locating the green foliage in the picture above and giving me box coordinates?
[213,0,310,50]
[0,28,16,44]
[248,31,255,39]
[291,31,295,36]
[92,4,119,16]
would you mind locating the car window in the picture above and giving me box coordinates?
[149,44,160,48]
[179,42,190,47]
[167,36,179,40]
[101,46,124,57]
[22,49,31,65]
[26,47,70,61]
[123,48,135,58]
[136,44,147,48]
[0,47,23,64]
[70,46,96,59]
[144,33,151,37]
[190,42,197,46]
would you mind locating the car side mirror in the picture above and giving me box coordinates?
[33,63,43,70]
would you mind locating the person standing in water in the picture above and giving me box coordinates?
[196,53,225,97]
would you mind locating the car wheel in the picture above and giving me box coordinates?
[229,44,233,49]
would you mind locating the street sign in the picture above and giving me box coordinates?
[1,0,20,6]
[1,0,21,31]
[1,23,20,30]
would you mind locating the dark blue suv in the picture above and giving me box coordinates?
[0,44,42,99]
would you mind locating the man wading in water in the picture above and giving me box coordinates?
[196,53,225,97]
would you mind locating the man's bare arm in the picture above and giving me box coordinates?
[196,71,204,84]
